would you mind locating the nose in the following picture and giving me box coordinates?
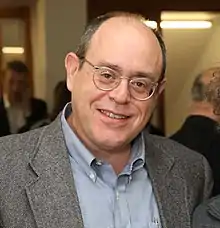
[108,79,131,104]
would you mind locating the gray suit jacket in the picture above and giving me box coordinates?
[0,116,212,228]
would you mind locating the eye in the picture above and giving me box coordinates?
[134,81,146,88]
[131,79,148,89]
[100,72,113,79]
[98,68,117,81]
[130,78,156,96]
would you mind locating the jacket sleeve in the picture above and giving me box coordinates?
[202,156,213,199]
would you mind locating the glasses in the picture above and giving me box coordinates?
[82,58,159,101]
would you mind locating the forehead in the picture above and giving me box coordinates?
[86,17,163,78]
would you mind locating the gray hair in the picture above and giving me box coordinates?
[75,11,166,80]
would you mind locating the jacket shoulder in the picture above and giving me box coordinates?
[148,134,213,199]
[147,134,204,161]
[0,126,46,165]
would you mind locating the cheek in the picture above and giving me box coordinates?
[71,78,101,111]
[75,72,106,101]
[135,101,155,123]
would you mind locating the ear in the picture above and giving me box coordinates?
[65,52,80,92]
[157,78,166,95]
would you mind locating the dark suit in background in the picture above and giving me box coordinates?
[0,97,48,137]
[0,60,49,136]
[171,115,220,196]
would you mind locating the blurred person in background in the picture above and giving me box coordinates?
[171,67,220,196]
[0,60,48,136]
[193,68,220,228]
[51,80,71,121]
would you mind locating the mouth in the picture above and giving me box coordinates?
[98,109,130,120]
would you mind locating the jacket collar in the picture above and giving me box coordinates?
[144,132,189,227]
[26,115,83,228]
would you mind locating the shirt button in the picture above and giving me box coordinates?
[89,172,96,182]
[116,191,119,200]
[96,160,102,166]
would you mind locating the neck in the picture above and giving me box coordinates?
[67,115,131,174]
[189,102,220,123]
[92,146,131,174]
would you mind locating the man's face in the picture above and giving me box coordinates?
[4,69,27,100]
[65,18,165,152]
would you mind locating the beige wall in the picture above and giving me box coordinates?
[0,19,25,69]
[164,17,220,136]
[31,0,87,112]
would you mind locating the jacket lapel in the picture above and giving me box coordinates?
[144,134,190,228]
[25,117,83,228]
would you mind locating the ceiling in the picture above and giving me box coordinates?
[0,0,35,8]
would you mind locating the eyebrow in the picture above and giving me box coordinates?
[98,61,123,73]
[97,60,156,81]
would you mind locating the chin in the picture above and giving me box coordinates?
[98,139,126,151]
[93,131,129,149]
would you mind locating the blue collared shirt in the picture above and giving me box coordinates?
[61,103,161,228]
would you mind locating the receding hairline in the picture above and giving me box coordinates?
[89,16,163,77]
[98,12,147,25]
[87,14,159,51]
[75,11,166,79]
[94,11,147,27]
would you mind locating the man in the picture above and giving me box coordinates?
[171,67,220,196]
[0,12,212,228]
[193,69,220,228]
[0,60,48,136]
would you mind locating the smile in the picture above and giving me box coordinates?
[99,109,129,119]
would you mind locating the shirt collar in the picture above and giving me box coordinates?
[3,93,10,108]
[61,103,95,167]
[122,132,145,175]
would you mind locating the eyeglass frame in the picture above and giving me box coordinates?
[80,57,162,101]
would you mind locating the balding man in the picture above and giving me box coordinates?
[193,68,220,228]
[171,67,220,196]
[0,12,212,228]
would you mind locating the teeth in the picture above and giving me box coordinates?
[100,110,127,119]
